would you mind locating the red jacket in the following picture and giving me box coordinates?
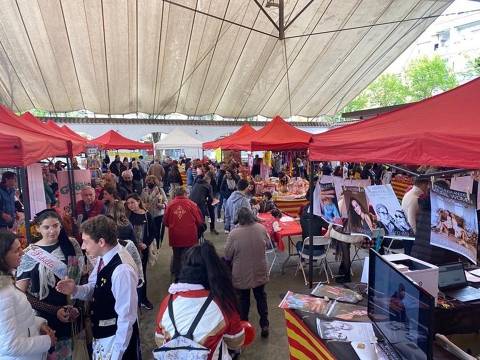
[163,196,204,248]
[75,199,105,222]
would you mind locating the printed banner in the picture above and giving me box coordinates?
[430,184,478,264]
[344,189,375,236]
[313,181,342,225]
[365,185,414,238]
[26,163,47,218]
[450,175,480,210]
[57,170,92,215]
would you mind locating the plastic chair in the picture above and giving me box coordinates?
[295,236,331,285]
[265,234,277,276]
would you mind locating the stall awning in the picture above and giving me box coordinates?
[0,0,451,117]
[19,113,86,155]
[250,116,312,151]
[91,130,152,150]
[156,128,203,149]
[0,110,69,167]
[309,76,480,169]
[202,124,256,150]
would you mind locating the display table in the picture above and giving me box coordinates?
[283,283,480,359]
[257,213,302,273]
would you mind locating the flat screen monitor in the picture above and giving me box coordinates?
[368,249,435,360]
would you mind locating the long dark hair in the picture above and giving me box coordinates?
[348,195,369,230]
[33,209,75,258]
[179,241,238,315]
[125,193,146,212]
[0,231,17,273]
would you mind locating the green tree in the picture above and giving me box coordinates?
[341,91,369,114]
[405,55,457,101]
[467,56,480,76]
[366,73,408,107]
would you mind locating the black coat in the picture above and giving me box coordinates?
[189,178,213,216]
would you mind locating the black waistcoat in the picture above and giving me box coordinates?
[91,253,122,339]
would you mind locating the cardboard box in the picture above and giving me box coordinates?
[383,253,439,304]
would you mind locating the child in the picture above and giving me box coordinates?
[259,191,276,213]
[250,198,260,216]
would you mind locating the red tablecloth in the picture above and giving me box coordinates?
[258,213,302,252]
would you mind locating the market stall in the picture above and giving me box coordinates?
[286,77,480,359]
[202,123,256,150]
[155,127,203,159]
[90,129,152,150]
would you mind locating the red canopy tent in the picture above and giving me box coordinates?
[18,113,86,155]
[309,77,480,169]
[60,124,88,142]
[0,121,68,167]
[202,124,256,150]
[45,120,86,143]
[90,130,152,150]
[250,116,312,151]
[222,116,312,151]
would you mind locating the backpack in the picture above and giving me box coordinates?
[153,293,217,360]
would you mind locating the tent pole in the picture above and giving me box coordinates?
[66,142,77,220]
[308,160,315,288]
[18,168,32,244]
[386,164,467,179]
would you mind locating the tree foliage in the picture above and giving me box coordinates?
[405,56,457,101]
[367,73,409,107]
[339,55,459,115]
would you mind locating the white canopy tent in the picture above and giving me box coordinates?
[155,127,203,159]
[0,0,452,117]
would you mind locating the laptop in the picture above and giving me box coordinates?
[438,262,480,302]
[368,249,434,360]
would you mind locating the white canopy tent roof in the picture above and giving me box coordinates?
[155,128,203,149]
[0,0,452,117]
[156,127,203,159]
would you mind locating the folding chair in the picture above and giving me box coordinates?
[295,236,331,285]
[265,235,277,276]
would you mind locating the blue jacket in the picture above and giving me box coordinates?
[0,185,15,227]
[186,168,195,186]
[224,191,251,231]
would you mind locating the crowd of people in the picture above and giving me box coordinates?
[0,151,457,359]
[0,153,289,360]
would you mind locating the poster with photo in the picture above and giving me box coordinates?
[450,175,480,210]
[365,185,414,238]
[313,181,343,225]
[430,184,478,264]
[344,189,375,236]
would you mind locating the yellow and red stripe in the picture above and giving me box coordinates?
[284,309,335,360]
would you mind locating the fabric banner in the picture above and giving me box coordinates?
[57,170,91,215]
[313,181,342,226]
[365,185,414,238]
[284,309,335,360]
[430,184,478,264]
[24,245,68,279]
[344,189,375,237]
[26,163,47,218]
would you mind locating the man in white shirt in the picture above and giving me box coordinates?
[401,177,430,254]
[56,215,140,360]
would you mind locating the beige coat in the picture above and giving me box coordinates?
[225,222,269,289]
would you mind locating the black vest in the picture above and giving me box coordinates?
[91,253,122,339]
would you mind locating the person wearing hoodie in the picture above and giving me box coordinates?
[224,179,251,233]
